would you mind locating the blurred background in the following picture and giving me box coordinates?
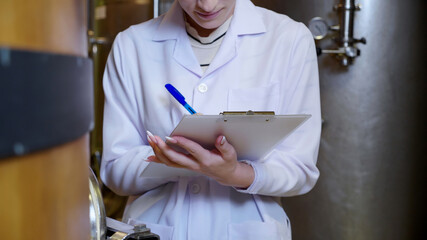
[1,0,426,239]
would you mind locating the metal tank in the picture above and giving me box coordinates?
[251,0,427,239]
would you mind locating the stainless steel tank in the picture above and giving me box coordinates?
[252,0,427,239]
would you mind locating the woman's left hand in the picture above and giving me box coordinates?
[146,132,254,189]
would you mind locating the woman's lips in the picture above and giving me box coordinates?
[196,9,221,20]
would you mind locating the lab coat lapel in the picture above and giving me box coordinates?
[152,0,266,78]
[152,1,203,77]
[203,29,237,77]
[204,0,266,76]
[174,35,203,77]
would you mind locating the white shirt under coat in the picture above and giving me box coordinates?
[101,0,321,239]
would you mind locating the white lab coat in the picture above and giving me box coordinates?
[101,0,321,239]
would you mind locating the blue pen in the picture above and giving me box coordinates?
[165,83,197,115]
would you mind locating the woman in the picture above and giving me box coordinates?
[101,0,321,239]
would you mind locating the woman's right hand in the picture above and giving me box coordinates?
[145,131,254,189]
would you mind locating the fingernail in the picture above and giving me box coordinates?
[146,131,157,144]
[165,136,177,144]
[220,136,226,145]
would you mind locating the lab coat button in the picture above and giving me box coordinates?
[191,184,201,194]
[198,83,208,93]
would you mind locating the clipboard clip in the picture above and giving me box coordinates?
[220,110,275,115]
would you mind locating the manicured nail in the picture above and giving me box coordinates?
[220,136,226,145]
[146,131,157,144]
[165,136,177,144]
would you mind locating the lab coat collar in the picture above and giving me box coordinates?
[152,1,184,41]
[152,0,266,77]
[231,0,266,36]
[153,1,202,76]
[204,0,266,76]
[152,0,266,41]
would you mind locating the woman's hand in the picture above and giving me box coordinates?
[146,131,254,189]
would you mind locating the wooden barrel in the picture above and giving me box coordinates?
[0,0,87,56]
[0,0,91,239]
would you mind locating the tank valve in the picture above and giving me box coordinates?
[308,0,366,66]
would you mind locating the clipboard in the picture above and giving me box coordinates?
[140,111,311,178]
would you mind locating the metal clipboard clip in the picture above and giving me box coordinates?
[220,110,275,115]
[219,110,275,122]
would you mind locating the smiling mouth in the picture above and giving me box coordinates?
[196,9,221,20]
